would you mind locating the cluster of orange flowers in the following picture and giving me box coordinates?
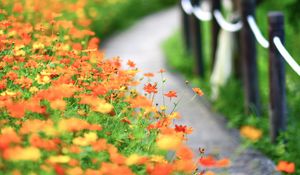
[0,0,231,174]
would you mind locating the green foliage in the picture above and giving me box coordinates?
[87,0,177,39]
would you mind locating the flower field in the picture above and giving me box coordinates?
[0,0,230,174]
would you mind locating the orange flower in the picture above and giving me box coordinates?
[144,83,158,94]
[198,156,230,168]
[19,119,53,135]
[92,84,108,96]
[240,126,262,141]
[164,91,177,99]
[174,125,193,134]
[128,95,152,108]
[108,146,125,165]
[6,102,26,118]
[29,134,58,151]
[198,156,216,167]
[147,163,173,175]
[12,2,23,13]
[91,139,108,152]
[192,88,204,96]
[53,164,65,175]
[176,145,194,160]
[215,158,231,168]
[127,60,136,68]
[99,162,134,175]
[202,171,216,175]
[0,128,21,150]
[174,159,196,173]
[144,72,154,77]
[50,99,66,111]
[158,69,166,73]
[58,118,91,132]
[276,161,295,174]
[156,134,182,150]
[3,146,41,161]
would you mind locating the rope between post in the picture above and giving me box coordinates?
[273,37,300,76]
[213,10,243,32]
[192,6,212,21]
[247,16,269,48]
[181,0,193,15]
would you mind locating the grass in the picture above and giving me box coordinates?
[162,2,300,174]
[87,0,177,39]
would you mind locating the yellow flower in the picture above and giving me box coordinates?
[84,132,98,142]
[72,132,98,146]
[35,75,50,85]
[77,109,86,116]
[14,50,25,57]
[29,86,39,93]
[160,106,167,111]
[40,70,51,76]
[94,102,113,114]
[1,90,16,96]
[126,154,142,166]
[73,137,89,146]
[240,126,262,141]
[43,126,58,136]
[8,30,17,37]
[156,134,182,150]
[150,155,167,164]
[6,147,41,161]
[48,155,70,163]
[168,112,181,119]
[32,42,44,50]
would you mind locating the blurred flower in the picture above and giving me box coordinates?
[198,156,230,168]
[150,155,167,164]
[176,145,194,160]
[73,132,98,146]
[156,134,181,150]
[192,88,204,96]
[50,99,66,111]
[48,155,71,164]
[198,156,216,167]
[164,90,177,99]
[147,163,173,175]
[276,161,295,174]
[127,60,136,68]
[202,171,216,175]
[240,126,262,141]
[0,127,21,150]
[93,101,114,114]
[159,69,166,73]
[3,146,41,161]
[144,72,154,77]
[144,83,158,94]
[126,154,143,166]
[35,75,51,84]
[174,125,193,134]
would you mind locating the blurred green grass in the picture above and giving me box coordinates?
[163,1,300,174]
[87,0,177,39]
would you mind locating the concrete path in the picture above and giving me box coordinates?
[103,6,279,175]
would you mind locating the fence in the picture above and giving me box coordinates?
[180,0,300,142]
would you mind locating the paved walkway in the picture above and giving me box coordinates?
[103,7,279,175]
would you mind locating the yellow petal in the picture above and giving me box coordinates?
[48,155,70,163]
[156,134,182,150]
